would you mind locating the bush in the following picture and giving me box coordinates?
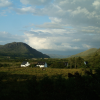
[0,63,3,67]
[29,64,36,68]
[0,63,10,67]
[50,62,66,68]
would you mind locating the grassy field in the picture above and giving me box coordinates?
[0,66,96,81]
[0,62,99,100]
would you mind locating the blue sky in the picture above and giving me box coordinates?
[0,0,100,55]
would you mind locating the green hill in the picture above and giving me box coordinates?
[0,42,50,59]
[95,48,100,55]
[0,45,3,47]
[70,48,98,58]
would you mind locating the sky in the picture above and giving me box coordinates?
[0,0,100,55]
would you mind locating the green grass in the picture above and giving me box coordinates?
[0,66,96,81]
[0,60,99,100]
[0,65,100,100]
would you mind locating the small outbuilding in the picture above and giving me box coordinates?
[36,62,47,68]
[58,62,68,67]
[21,61,30,67]
[84,61,88,65]
[64,62,68,67]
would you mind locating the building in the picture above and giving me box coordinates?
[36,62,47,68]
[21,61,30,67]
[64,62,68,67]
[84,61,88,65]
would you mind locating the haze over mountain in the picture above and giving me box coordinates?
[46,54,71,58]
[0,42,50,59]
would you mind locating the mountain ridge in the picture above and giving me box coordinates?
[0,42,50,58]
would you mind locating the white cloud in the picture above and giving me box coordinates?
[93,0,100,9]
[15,6,36,14]
[70,7,89,16]
[20,0,51,5]
[24,28,80,50]
[23,28,87,50]
[72,39,80,42]
[0,31,26,44]
[35,17,65,29]
[49,17,62,23]
[81,30,95,33]
[16,0,100,27]
[22,26,100,51]
[18,0,100,29]
[1,28,100,53]
[82,44,91,49]
[80,26,100,34]
[0,0,13,16]
[26,36,50,49]
[0,0,12,7]
[11,0,100,27]
[35,22,64,29]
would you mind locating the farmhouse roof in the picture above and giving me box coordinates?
[21,61,28,65]
[37,62,46,65]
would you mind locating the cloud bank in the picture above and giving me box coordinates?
[0,0,100,55]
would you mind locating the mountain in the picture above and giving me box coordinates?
[96,48,100,55]
[0,42,50,58]
[69,48,98,58]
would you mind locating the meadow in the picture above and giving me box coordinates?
[0,59,100,100]
[0,67,96,80]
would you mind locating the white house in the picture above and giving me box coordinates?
[21,61,30,67]
[36,62,47,68]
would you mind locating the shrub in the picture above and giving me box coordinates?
[0,63,10,67]
[29,64,36,68]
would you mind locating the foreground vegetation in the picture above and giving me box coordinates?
[0,67,95,79]
[0,66,99,100]
[0,54,100,100]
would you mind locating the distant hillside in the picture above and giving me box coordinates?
[0,45,3,47]
[0,42,50,58]
[96,48,100,55]
[69,48,98,58]
[47,54,70,58]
